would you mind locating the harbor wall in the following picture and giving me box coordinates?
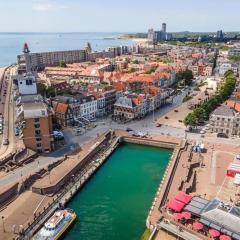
[121,136,176,149]
[32,131,114,195]
[0,183,19,209]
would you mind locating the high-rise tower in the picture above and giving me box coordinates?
[162,23,167,33]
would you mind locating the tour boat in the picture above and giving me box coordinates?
[33,208,77,240]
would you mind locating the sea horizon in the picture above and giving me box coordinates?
[0,32,134,67]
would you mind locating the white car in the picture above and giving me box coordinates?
[200,130,205,134]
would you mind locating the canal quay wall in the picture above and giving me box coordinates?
[146,139,187,231]
[121,136,177,149]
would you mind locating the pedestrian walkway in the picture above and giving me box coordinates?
[157,221,202,240]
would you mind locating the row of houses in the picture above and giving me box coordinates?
[113,87,170,122]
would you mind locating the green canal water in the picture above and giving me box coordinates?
[64,143,172,240]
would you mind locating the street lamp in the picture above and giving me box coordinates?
[2,216,5,232]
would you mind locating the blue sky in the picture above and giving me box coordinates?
[0,0,239,32]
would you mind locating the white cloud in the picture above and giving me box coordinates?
[32,1,67,12]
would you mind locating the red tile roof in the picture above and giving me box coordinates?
[54,103,69,114]
[225,100,240,112]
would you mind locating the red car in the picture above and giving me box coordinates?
[156,123,162,127]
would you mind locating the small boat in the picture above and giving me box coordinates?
[33,208,77,240]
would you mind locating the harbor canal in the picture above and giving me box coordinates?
[64,143,172,240]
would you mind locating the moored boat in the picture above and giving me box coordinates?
[33,208,77,240]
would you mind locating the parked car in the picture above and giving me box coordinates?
[14,127,19,136]
[156,123,162,127]
[217,133,228,138]
[126,127,133,132]
[3,139,9,145]
[53,131,64,140]
[200,130,205,134]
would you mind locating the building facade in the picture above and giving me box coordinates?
[210,105,240,137]
[17,102,54,152]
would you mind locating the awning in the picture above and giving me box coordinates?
[232,233,240,240]
[167,199,186,212]
[175,191,192,204]
[200,218,210,226]
[210,222,222,231]
[221,228,233,237]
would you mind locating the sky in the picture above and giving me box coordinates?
[0,0,239,32]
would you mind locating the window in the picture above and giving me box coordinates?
[26,79,33,85]
[34,124,40,129]
[35,130,41,135]
[36,143,42,148]
[36,137,42,142]
[34,118,40,123]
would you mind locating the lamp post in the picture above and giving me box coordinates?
[2,216,5,232]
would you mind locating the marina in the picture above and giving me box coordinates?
[64,142,172,240]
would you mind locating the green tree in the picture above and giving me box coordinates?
[59,60,67,68]
[184,71,236,126]
[132,60,139,64]
[184,112,197,126]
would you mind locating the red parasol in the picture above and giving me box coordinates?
[192,221,204,230]
[209,229,220,238]
[173,212,183,220]
[220,235,232,240]
[181,211,191,220]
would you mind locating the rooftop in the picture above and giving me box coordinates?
[22,102,49,119]
[212,105,235,117]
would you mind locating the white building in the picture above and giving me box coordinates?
[79,96,98,120]
[219,62,238,76]
[14,73,37,95]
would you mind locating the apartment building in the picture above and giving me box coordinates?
[52,94,98,121]
[218,62,238,76]
[17,102,54,152]
[210,104,240,137]
[18,49,87,70]
[228,49,240,57]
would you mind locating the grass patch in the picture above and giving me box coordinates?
[141,228,151,240]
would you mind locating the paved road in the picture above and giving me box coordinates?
[0,143,78,186]
[0,66,16,158]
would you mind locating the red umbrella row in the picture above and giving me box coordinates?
[208,229,232,239]
[173,211,192,220]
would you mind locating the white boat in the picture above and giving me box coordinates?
[33,208,77,240]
